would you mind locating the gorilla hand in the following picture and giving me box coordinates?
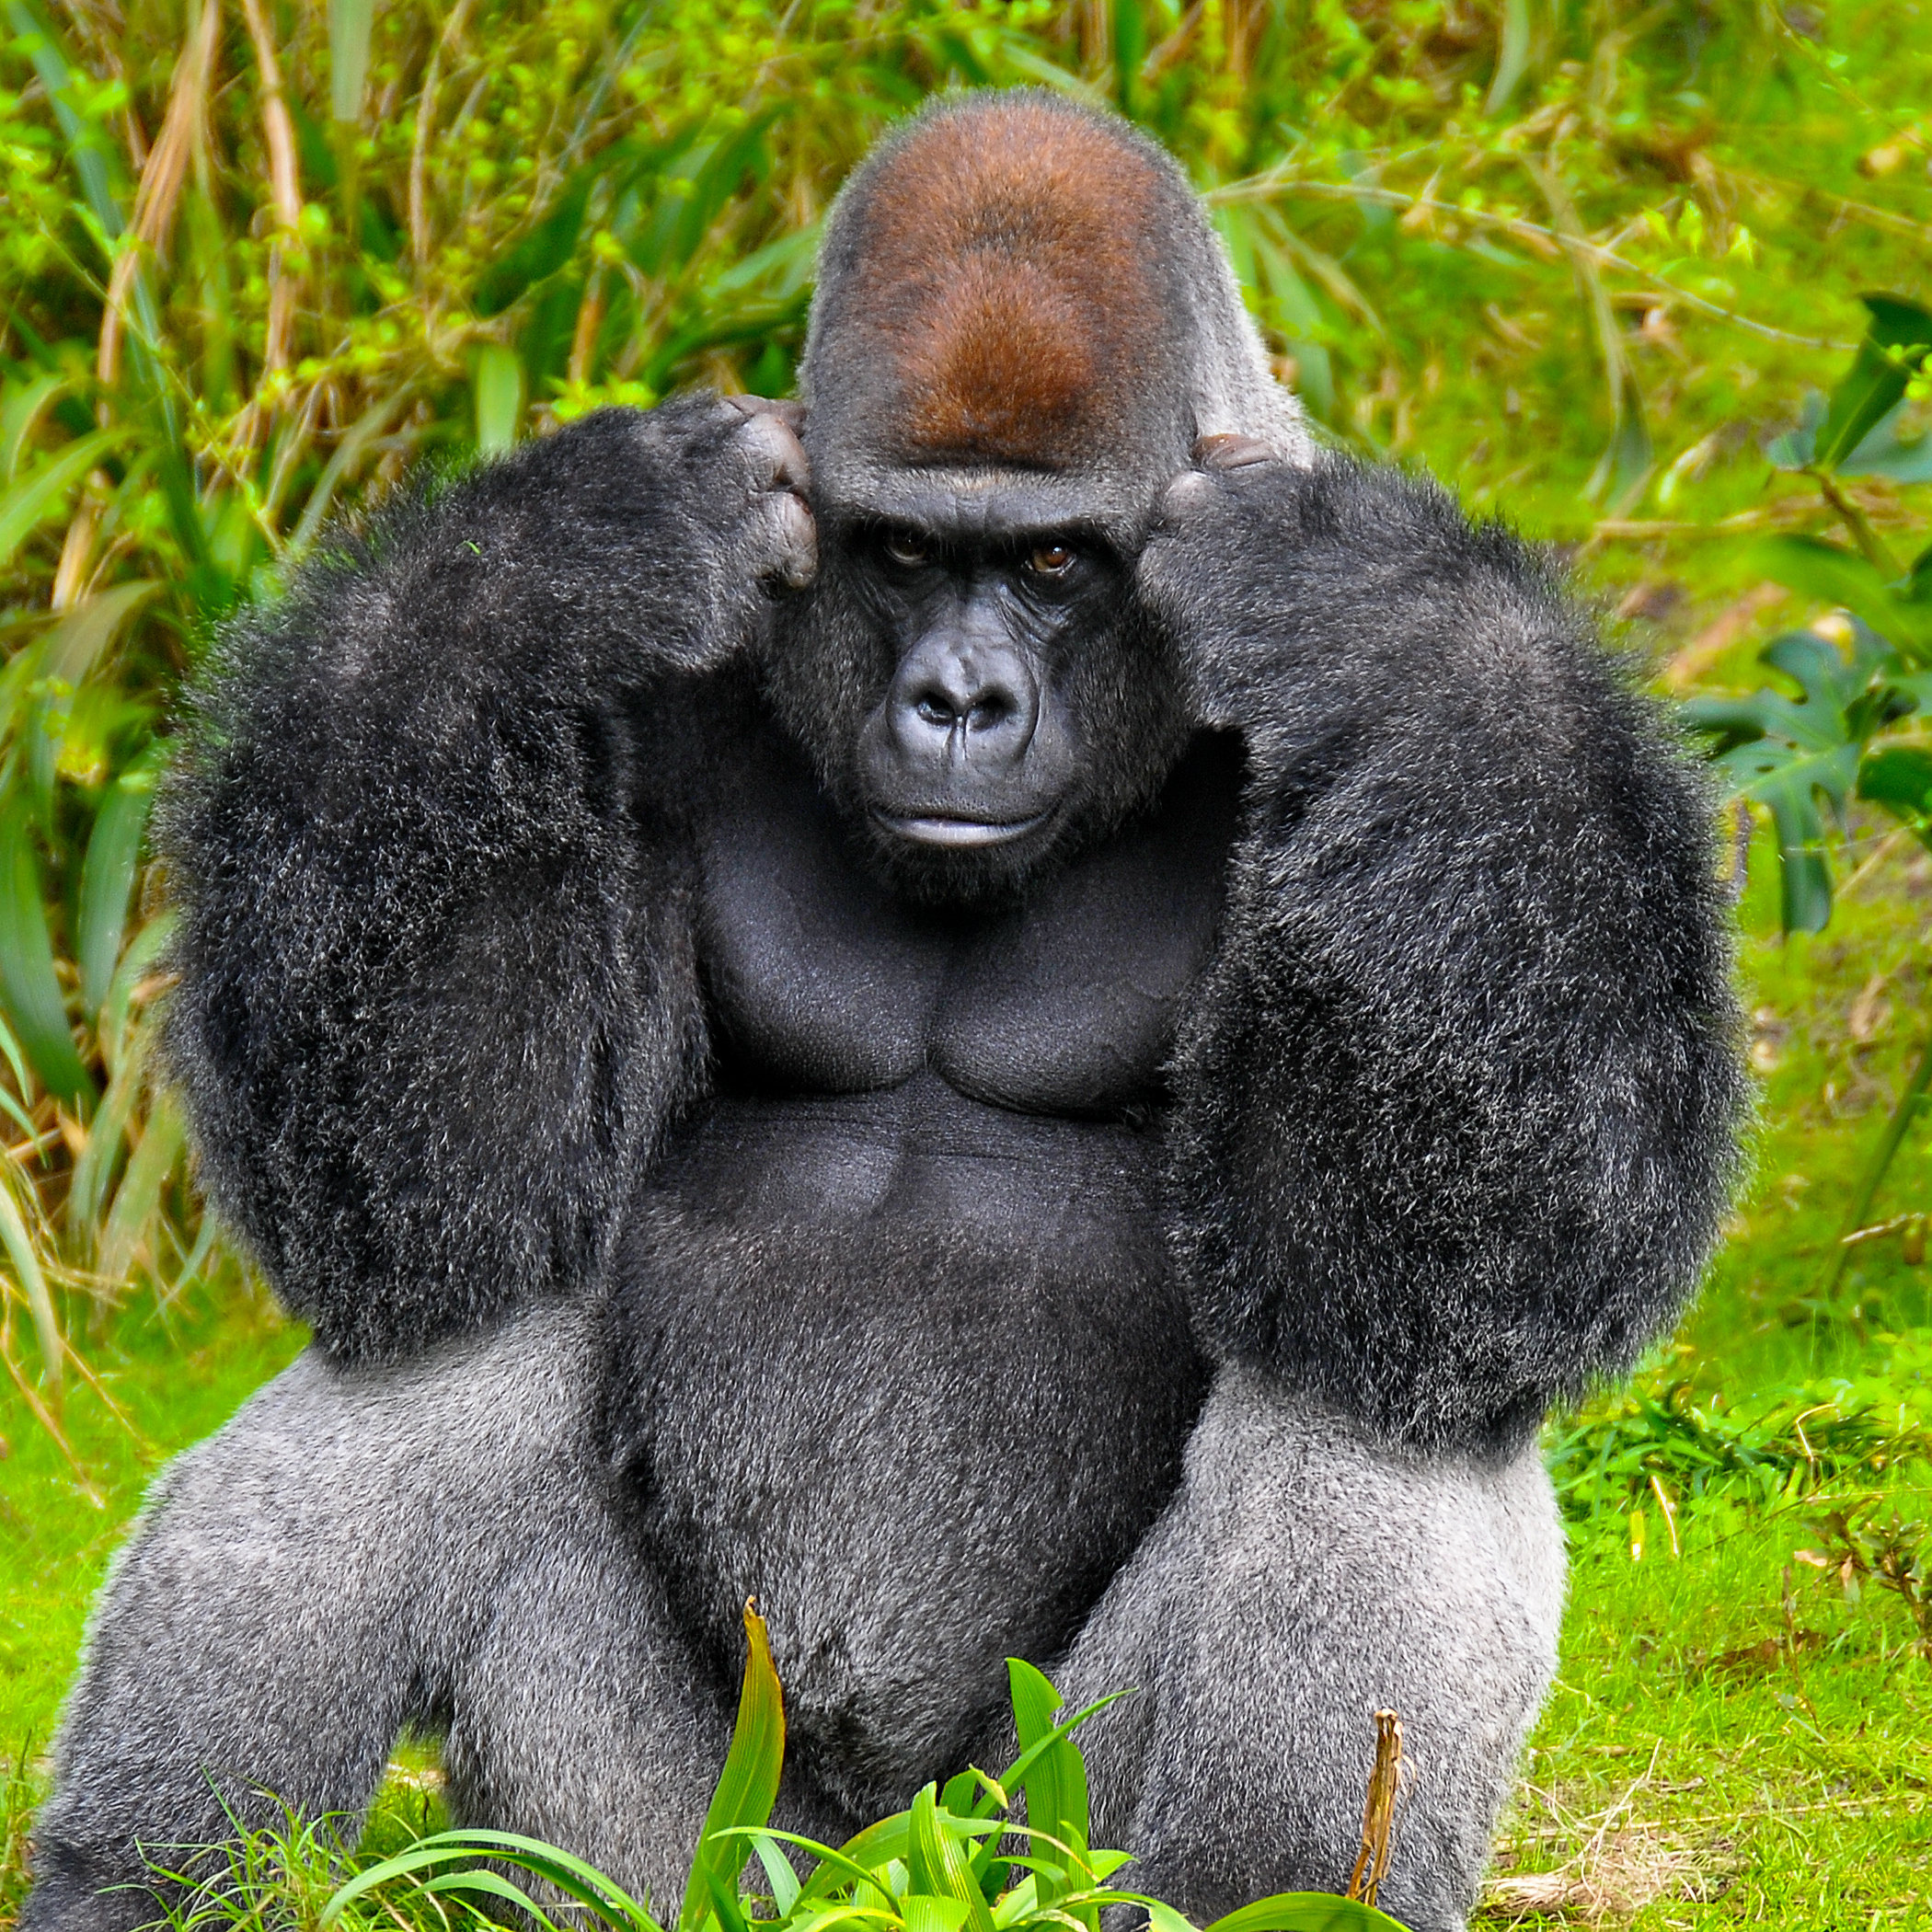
[719,395,819,593]
[1134,431,1314,731]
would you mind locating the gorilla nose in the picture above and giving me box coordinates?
[889,636,1039,767]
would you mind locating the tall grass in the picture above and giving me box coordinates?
[1,0,1929,1429]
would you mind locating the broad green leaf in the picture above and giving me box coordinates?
[903,1899,972,1932]
[1744,538,1920,651]
[907,1785,995,1932]
[1202,1893,1413,1932]
[1005,1662,1088,1906]
[0,789,95,1107]
[1836,402,1932,484]
[1857,745,1932,847]
[1765,390,1825,470]
[1814,294,1932,471]
[0,430,120,572]
[679,1602,786,1932]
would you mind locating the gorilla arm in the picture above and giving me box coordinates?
[162,398,813,1363]
[1148,454,1747,1454]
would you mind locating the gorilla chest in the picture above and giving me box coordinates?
[693,739,1236,1118]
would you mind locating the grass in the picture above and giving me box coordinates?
[3,0,1932,1926]
[5,834,1932,1928]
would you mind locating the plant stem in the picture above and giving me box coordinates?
[1812,470,1902,579]
[1830,1027,1932,1288]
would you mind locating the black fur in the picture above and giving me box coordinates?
[49,91,1747,1932]
[1146,454,1746,1451]
[158,399,794,1359]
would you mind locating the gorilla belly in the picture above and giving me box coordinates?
[608,1080,1208,1815]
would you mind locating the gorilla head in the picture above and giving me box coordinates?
[759,91,1312,899]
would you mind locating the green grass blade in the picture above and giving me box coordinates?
[473,344,524,457]
[0,430,119,571]
[0,1157,63,1393]
[76,753,159,1014]
[98,1086,185,1286]
[328,0,374,123]
[907,1785,994,1932]
[0,788,96,1108]
[678,1601,787,1932]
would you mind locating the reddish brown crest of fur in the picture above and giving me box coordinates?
[853,99,1169,468]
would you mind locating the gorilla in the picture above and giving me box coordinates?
[25,91,1743,1932]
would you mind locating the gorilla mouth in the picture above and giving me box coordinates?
[874,811,1051,848]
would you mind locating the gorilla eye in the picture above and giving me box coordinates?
[883,531,930,569]
[1028,544,1076,579]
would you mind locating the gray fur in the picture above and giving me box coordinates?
[28,1320,1559,1932]
[29,90,1743,1932]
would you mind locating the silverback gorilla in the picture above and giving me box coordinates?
[27,91,1743,1932]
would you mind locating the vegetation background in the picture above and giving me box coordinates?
[1,0,1930,1925]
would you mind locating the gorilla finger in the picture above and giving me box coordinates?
[736,408,813,493]
[1192,431,1275,471]
[1160,469,1218,520]
[724,394,810,433]
[768,492,819,590]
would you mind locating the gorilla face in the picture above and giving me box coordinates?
[763,494,1193,903]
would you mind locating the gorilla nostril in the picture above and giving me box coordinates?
[914,691,960,729]
[968,692,1015,731]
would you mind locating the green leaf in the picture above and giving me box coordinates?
[679,1602,787,1932]
[474,344,525,458]
[1765,391,1825,470]
[1112,0,1146,114]
[1004,1662,1088,1906]
[1857,745,1932,848]
[1485,0,1532,114]
[323,1829,661,1932]
[328,0,374,122]
[97,1086,185,1285]
[476,167,600,316]
[903,1899,972,1932]
[28,582,161,815]
[0,430,120,572]
[907,1784,995,1932]
[1836,402,1932,484]
[0,1159,62,1394]
[1202,1894,1414,1932]
[1745,539,1932,660]
[0,789,95,1108]
[1813,293,1932,472]
[77,757,158,1015]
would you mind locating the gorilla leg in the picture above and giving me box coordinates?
[1056,1368,1564,1932]
[25,1304,728,1932]
[443,1517,731,1915]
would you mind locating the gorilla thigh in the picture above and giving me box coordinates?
[24,1305,734,1932]
[1058,1372,1565,1932]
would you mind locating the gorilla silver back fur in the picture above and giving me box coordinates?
[29,86,1742,1932]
